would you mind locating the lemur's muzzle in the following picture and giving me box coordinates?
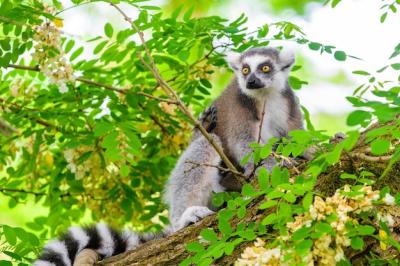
[246,75,264,89]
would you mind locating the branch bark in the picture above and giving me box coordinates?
[96,124,400,266]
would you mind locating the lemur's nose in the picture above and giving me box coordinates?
[246,75,264,89]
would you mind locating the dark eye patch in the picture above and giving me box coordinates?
[257,61,273,72]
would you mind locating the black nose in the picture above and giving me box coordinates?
[246,76,264,89]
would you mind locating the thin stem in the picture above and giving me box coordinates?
[185,160,247,179]
[257,100,266,144]
[137,92,178,105]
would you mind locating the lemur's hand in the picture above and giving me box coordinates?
[199,105,217,133]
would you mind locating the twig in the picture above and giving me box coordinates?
[0,187,106,200]
[257,99,266,144]
[137,92,178,105]
[185,160,247,179]
[272,152,301,175]
[109,3,243,185]
[351,152,392,162]
[0,97,59,129]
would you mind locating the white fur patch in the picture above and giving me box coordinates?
[260,90,289,143]
[44,240,72,266]
[95,223,115,257]
[68,226,90,252]
[33,260,56,266]
[121,230,140,251]
[279,48,295,68]
[225,51,241,69]
[175,206,214,231]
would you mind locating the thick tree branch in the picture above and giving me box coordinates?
[95,123,400,265]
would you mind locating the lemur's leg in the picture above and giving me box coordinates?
[164,133,224,232]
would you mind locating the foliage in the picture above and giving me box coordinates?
[0,0,399,265]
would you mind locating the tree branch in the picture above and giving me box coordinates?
[95,123,400,265]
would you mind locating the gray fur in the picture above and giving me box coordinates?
[214,47,304,176]
[164,133,224,231]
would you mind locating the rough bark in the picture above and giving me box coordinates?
[97,126,400,266]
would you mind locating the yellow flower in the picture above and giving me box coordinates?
[53,18,64,28]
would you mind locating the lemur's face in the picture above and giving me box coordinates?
[226,47,295,98]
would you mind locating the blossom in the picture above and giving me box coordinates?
[94,96,111,120]
[383,193,395,205]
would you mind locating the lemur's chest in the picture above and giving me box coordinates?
[259,95,289,143]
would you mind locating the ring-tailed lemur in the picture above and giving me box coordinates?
[34,46,304,266]
[212,46,303,180]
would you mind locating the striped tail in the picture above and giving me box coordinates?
[34,223,169,266]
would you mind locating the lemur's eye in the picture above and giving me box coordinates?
[261,65,270,73]
[242,67,250,75]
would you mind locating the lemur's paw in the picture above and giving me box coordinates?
[176,206,214,230]
[73,249,99,266]
[279,156,298,168]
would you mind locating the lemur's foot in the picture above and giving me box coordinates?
[330,132,346,144]
[176,206,214,231]
[73,249,99,266]
[279,156,299,168]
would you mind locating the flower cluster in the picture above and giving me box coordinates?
[236,238,281,266]
[64,147,101,180]
[236,185,397,266]
[32,5,74,93]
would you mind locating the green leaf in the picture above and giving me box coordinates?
[242,183,257,197]
[331,0,341,8]
[104,23,113,38]
[271,166,282,187]
[261,213,277,225]
[70,47,84,61]
[308,42,321,51]
[334,50,347,61]
[0,261,13,266]
[380,12,387,23]
[186,241,204,252]
[315,222,333,234]
[357,225,375,235]
[94,40,108,54]
[340,173,357,180]
[351,237,364,250]
[3,225,17,245]
[218,218,232,235]
[302,192,313,210]
[346,110,371,126]
[292,226,312,241]
[200,228,218,243]
[259,200,277,210]
[65,39,75,53]
[200,79,212,89]
[352,70,370,76]
[391,63,400,70]
[257,168,269,191]
[370,139,391,155]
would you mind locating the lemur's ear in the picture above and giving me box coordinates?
[279,48,295,71]
[225,51,241,71]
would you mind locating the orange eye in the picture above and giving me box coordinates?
[242,67,250,75]
[262,65,270,73]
